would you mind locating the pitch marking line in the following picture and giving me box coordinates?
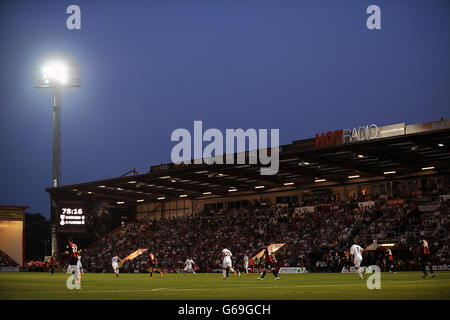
[160,279,450,291]
[5,288,169,294]
[81,287,167,293]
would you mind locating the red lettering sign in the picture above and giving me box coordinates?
[315,130,343,148]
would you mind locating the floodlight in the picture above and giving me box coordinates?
[33,61,80,88]
[42,62,68,83]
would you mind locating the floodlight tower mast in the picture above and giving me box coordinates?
[52,86,62,188]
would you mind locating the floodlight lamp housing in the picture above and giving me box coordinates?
[33,62,81,88]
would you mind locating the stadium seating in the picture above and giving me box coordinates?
[0,249,20,268]
[82,198,449,273]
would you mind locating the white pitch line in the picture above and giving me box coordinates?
[81,287,167,293]
[6,288,168,295]
[159,279,450,291]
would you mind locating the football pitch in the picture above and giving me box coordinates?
[0,272,449,300]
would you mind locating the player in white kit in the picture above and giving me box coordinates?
[182,257,197,276]
[76,254,84,278]
[112,255,121,278]
[221,248,235,279]
[243,253,250,274]
[350,244,364,279]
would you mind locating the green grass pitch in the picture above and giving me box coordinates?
[0,271,449,300]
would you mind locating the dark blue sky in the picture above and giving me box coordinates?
[0,0,449,218]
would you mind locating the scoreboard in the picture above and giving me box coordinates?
[55,201,86,234]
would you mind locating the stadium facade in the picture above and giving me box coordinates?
[47,119,450,257]
[0,205,27,268]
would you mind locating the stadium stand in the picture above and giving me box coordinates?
[47,119,450,273]
[82,196,449,273]
[0,249,20,268]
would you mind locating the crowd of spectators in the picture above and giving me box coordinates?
[81,197,449,273]
[24,260,45,271]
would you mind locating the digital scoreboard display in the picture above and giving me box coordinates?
[55,202,87,234]
[60,208,85,226]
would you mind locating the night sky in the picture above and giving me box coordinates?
[0,0,449,219]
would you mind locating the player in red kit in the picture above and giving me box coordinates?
[148,251,162,279]
[385,248,396,275]
[419,239,435,278]
[257,243,279,280]
[48,254,56,276]
[67,241,81,274]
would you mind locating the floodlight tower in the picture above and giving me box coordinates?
[33,61,80,188]
[33,61,80,256]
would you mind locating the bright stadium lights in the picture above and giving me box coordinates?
[348,175,360,179]
[87,191,93,194]
[98,185,106,188]
[179,194,188,198]
[228,188,238,192]
[384,171,396,175]
[158,176,171,179]
[42,62,68,84]
[117,201,125,205]
[255,185,265,189]
[421,166,435,171]
[35,61,80,87]
[147,184,155,187]
[171,179,177,183]
[128,181,136,184]
[315,178,326,183]
[357,154,364,158]
[136,199,144,202]
[283,182,295,186]
[438,143,444,147]
[298,161,310,166]
[117,187,124,191]
[203,191,212,195]
[157,197,166,200]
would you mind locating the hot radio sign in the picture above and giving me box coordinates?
[315,124,379,148]
[343,124,379,143]
[60,208,85,226]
